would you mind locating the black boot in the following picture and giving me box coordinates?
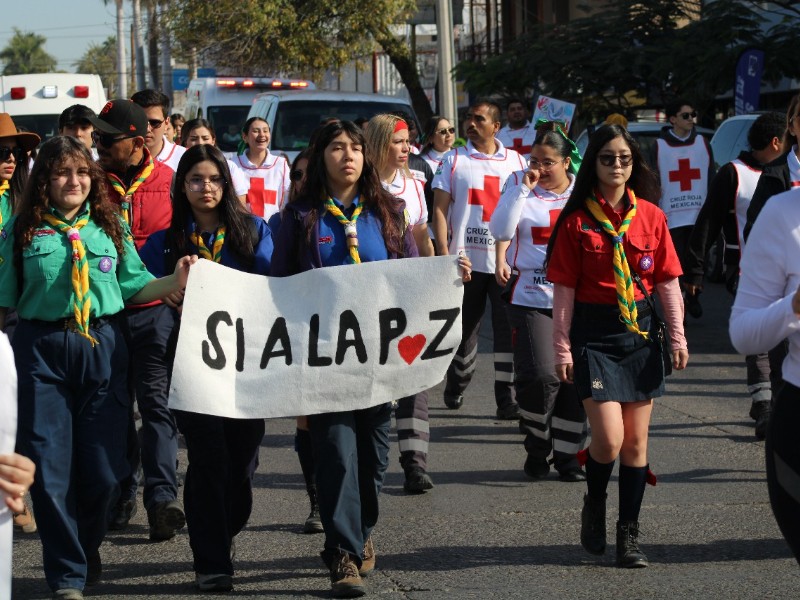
[616,520,648,568]
[304,485,324,534]
[581,493,606,555]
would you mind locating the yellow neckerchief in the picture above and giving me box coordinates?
[583,188,648,339]
[106,151,155,224]
[41,207,98,346]
[325,196,364,264]
[0,180,9,227]
[190,226,226,263]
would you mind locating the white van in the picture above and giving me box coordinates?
[0,73,107,143]
[184,77,315,152]
[246,90,418,163]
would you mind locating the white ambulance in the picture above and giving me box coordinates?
[184,77,315,152]
[0,73,107,143]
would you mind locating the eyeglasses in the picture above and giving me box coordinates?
[290,169,305,182]
[679,111,697,120]
[186,177,226,192]
[437,127,456,136]
[529,158,563,170]
[91,131,136,147]
[0,146,24,163]
[148,118,165,129]
[597,154,634,167]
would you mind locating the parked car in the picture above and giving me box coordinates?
[709,114,760,170]
[574,121,714,170]
[246,90,418,163]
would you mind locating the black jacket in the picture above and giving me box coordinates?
[743,151,792,241]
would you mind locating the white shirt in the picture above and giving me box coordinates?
[730,188,800,386]
[421,148,448,175]
[226,159,250,198]
[384,171,427,227]
[496,121,535,155]
[156,138,186,173]
[656,135,711,229]
[0,332,17,600]
[227,152,291,220]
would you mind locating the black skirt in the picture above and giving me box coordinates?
[570,301,665,402]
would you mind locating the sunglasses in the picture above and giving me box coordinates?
[290,169,305,182]
[679,111,697,120]
[597,154,634,167]
[437,127,456,135]
[148,118,166,129]
[92,131,136,147]
[0,146,24,163]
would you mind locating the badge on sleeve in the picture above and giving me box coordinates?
[639,255,653,272]
[98,257,114,273]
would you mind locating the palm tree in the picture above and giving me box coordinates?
[0,28,57,75]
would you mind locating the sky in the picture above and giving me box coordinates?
[1,1,132,72]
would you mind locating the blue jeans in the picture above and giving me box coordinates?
[15,318,130,592]
[309,403,392,564]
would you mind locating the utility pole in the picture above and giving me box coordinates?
[133,0,146,90]
[436,0,458,124]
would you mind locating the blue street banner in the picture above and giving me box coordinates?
[734,48,764,115]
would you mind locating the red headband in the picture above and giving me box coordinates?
[393,120,408,133]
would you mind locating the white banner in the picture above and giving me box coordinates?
[169,257,464,419]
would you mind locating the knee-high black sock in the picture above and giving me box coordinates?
[585,450,615,500]
[295,428,316,492]
[618,464,648,522]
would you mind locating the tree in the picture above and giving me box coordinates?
[455,0,800,120]
[0,28,57,75]
[167,0,433,123]
[75,37,119,97]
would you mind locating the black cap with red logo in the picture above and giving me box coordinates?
[87,99,148,137]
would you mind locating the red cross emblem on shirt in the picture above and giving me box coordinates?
[247,177,277,217]
[511,138,532,155]
[530,209,560,245]
[668,158,702,192]
[467,175,501,221]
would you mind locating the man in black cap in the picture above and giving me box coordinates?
[59,104,98,159]
[88,99,186,543]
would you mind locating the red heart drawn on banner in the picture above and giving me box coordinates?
[398,334,427,365]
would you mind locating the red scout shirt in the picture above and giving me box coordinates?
[547,191,682,304]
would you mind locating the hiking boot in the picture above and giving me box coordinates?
[148,499,186,541]
[754,402,771,441]
[523,455,550,479]
[496,402,520,420]
[303,489,324,534]
[13,499,37,533]
[328,550,365,598]
[360,537,376,576]
[616,520,649,568]
[108,497,137,531]
[444,392,463,409]
[580,493,607,555]
[195,573,233,592]
[403,467,434,494]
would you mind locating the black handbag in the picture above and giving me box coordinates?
[629,269,673,377]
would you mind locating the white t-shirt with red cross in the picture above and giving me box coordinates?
[432,140,526,273]
[384,171,427,227]
[656,135,711,229]
[228,152,291,220]
[496,121,536,156]
[156,138,186,173]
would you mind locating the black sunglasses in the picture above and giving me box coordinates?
[148,118,165,129]
[92,131,136,148]
[437,127,456,135]
[597,154,634,167]
[0,146,24,163]
[679,111,697,120]
[290,169,305,182]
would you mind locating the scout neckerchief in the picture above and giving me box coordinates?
[325,195,364,264]
[106,153,155,224]
[190,226,226,263]
[0,180,9,228]
[583,187,648,339]
[42,208,98,346]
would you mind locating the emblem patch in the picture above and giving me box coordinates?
[592,378,604,390]
[639,255,654,271]
[98,257,114,273]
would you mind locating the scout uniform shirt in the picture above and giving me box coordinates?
[0,208,155,320]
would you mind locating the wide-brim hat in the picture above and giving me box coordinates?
[87,99,147,138]
[0,113,41,152]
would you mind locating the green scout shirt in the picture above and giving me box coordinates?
[0,206,155,320]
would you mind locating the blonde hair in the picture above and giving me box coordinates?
[365,113,412,179]
[605,113,629,128]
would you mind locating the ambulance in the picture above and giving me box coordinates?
[184,77,315,152]
[0,73,107,144]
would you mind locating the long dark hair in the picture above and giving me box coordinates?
[420,114,450,154]
[296,119,404,256]
[171,144,255,266]
[14,136,125,273]
[7,149,29,212]
[288,148,312,204]
[545,124,660,262]
[180,117,215,146]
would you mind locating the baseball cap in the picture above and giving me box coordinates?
[59,104,98,130]
[87,99,147,137]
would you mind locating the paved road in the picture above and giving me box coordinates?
[11,281,800,599]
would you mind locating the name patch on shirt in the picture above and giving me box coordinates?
[34,229,56,237]
[318,236,333,244]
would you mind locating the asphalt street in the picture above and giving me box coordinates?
[10,280,800,599]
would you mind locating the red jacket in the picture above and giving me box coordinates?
[105,153,173,251]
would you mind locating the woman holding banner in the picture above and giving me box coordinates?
[271,119,469,598]
[139,144,273,593]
